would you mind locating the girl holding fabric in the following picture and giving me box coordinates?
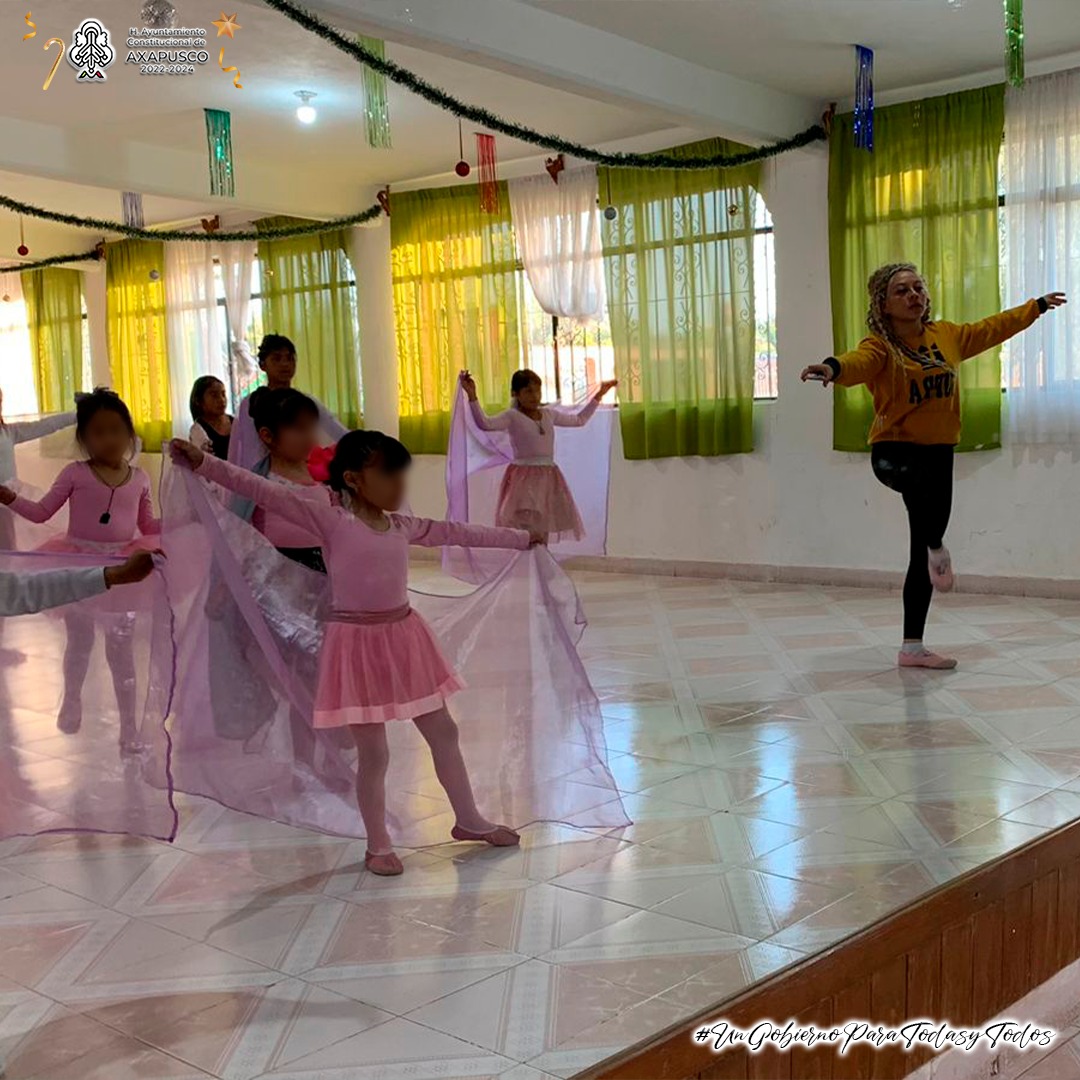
[459,369,616,543]
[802,263,1066,670]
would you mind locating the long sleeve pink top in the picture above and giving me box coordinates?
[252,473,330,549]
[469,400,599,461]
[197,454,530,612]
[9,462,160,543]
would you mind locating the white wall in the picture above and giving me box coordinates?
[363,144,1080,586]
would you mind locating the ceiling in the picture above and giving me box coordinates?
[524,0,1080,99]
[2,0,1079,245]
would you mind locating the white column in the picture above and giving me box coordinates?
[349,220,398,437]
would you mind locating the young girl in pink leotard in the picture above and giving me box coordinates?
[0,390,160,753]
[172,428,540,877]
[459,369,616,542]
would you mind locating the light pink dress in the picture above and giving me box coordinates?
[468,399,598,539]
[196,454,530,726]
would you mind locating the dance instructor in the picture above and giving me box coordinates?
[802,262,1066,670]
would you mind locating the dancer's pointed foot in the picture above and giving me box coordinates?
[898,648,957,670]
[365,850,404,876]
[928,546,955,592]
[57,699,82,734]
[451,824,520,847]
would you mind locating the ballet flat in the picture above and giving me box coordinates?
[450,824,520,847]
[365,850,404,876]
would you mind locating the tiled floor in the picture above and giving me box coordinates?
[4,572,1080,1078]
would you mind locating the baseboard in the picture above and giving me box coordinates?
[411,548,1080,600]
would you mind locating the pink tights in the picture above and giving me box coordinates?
[349,707,495,855]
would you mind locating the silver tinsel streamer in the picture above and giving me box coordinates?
[140,0,177,29]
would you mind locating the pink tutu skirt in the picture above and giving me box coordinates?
[37,534,158,615]
[496,462,584,540]
[313,607,464,727]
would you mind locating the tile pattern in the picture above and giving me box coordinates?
[3,573,1080,1077]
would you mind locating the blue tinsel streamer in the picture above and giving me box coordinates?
[853,45,875,152]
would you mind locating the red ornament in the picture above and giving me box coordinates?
[455,160,471,178]
[17,244,28,257]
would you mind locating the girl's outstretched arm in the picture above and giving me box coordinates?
[0,462,77,522]
[552,379,618,428]
[459,370,511,431]
[401,516,533,550]
[173,440,337,540]
[7,411,77,445]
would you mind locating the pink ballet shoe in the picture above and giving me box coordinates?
[898,648,957,670]
[365,850,404,876]
[451,824,520,847]
[928,546,955,593]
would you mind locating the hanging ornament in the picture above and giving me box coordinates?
[545,154,565,184]
[17,217,28,257]
[358,35,392,149]
[140,0,177,28]
[200,215,220,234]
[1,295,10,303]
[1005,0,1025,87]
[204,108,235,197]
[476,133,498,213]
[148,268,160,281]
[376,186,391,216]
[454,119,470,178]
[853,45,875,152]
[601,170,617,221]
[121,192,145,228]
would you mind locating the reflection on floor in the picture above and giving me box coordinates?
[3,572,1080,1078]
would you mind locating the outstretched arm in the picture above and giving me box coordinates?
[459,370,511,431]
[402,517,532,551]
[802,338,888,389]
[173,441,337,540]
[0,465,76,522]
[954,295,1066,360]
[7,412,77,445]
[0,566,108,615]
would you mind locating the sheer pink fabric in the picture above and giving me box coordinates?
[0,548,176,841]
[161,461,627,846]
[444,384,613,582]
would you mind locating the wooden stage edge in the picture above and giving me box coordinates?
[583,814,1080,1080]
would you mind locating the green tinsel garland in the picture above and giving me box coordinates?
[0,194,383,243]
[260,0,825,169]
[0,250,103,274]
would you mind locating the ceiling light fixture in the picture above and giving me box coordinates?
[294,90,317,124]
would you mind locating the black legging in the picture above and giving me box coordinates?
[871,442,954,641]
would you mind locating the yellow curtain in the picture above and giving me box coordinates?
[256,217,363,429]
[106,240,171,450]
[23,267,85,413]
[391,183,521,454]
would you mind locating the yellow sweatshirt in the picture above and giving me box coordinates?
[827,299,1044,446]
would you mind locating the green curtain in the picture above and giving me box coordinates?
[105,240,171,451]
[257,218,363,430]
[23,267,84,414]
[599,139,761,459]
[391,183,521,454]
[829,85,1005,452]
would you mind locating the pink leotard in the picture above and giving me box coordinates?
[469,399,599,461]
[9,461,160,544]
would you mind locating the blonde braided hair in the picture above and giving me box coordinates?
[866,263,943,369]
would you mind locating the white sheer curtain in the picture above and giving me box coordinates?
[216,240,258,401]
[164,241,223,438]
[1003,70,1080,445]
[508,165,606,320]
[0,272,38,416]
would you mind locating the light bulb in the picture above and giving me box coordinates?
[294,91,317,125]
